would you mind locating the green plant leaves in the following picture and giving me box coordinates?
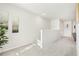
[0,24,8,47]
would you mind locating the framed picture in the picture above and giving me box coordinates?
[12,16,19,33]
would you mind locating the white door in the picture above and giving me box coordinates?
[63,20,72,37]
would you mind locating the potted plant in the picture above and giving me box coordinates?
[0,23,8,48]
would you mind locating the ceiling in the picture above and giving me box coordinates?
[13,3,76,20]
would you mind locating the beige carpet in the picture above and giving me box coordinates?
[0,37,76,56]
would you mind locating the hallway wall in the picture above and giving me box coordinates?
[0,4,47,51]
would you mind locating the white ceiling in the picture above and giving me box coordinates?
[13,3,76,20]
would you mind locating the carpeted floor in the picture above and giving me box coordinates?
[0,37,76,56]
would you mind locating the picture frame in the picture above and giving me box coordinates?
[12,16,19,33]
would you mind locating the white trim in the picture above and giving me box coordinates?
[40,29,43,48]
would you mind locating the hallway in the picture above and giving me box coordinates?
[0,3,76,56]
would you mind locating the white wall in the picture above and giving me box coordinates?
[51,19,60,30]
[50,18,74,37]
[42,30,61,48]
[0,4,48,52]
